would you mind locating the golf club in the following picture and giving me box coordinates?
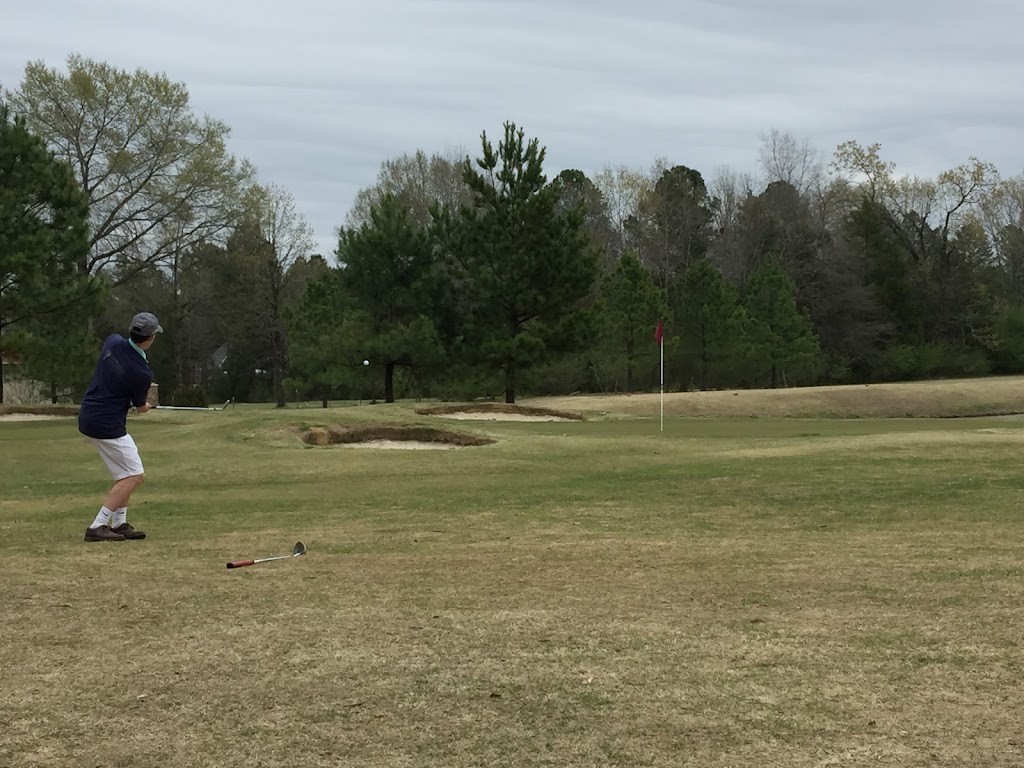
[226,541,306,569]
[155,399,232,412]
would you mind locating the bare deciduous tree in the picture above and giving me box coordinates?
[243,183,315,408]
[7,54,252,283]
[758,128,824,197]
[346,148,470,230]
[833,141,999,262]
[593,159,666,250]
[707,165,755,282]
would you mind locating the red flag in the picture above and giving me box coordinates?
[654,320,664,345]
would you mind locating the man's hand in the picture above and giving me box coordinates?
[135,403,152,414]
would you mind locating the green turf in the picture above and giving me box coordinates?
[2,404,1023,766]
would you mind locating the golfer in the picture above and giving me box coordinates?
[78,312,162,542]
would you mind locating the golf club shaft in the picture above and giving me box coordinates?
[225,553,297,569]
[226,541,304,569]
[156,400,231,411]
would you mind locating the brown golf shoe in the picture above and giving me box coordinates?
[111,523,146,540]
[84,525,125,542]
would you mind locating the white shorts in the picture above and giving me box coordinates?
[89,434,145,481]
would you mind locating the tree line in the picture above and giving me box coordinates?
[3,54,1024,407]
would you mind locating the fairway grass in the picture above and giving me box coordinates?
[2,383,1024,766]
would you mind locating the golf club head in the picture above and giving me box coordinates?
[293,541,306,556]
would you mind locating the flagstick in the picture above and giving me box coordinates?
[654,320,665,432]
[660,335,664,432]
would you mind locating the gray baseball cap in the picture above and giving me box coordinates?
[129,312,163,336]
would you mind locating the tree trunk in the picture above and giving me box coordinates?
[50,380,58,404]
[700,346,709,391]
[272,323,287,408]
[274,345,286,408]
[272,324,287,408]
[770,362,779,389]
[504,361,516,403]
[384,361,395,403]
[171,247,185,391]
[321,384,329,409]
[0,354,5,404]
[625,336,634,392]
[268,256,287,409]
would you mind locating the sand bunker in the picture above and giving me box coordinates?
[301,424,494,449]
[347,439,458,450]
[0,413,67,422]
[439,412,570,422]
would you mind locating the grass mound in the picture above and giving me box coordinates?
[300,423,496,447]
[416,402,584,420]
[527,376,1024,419]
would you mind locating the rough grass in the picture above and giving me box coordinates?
[3,379,1024,766]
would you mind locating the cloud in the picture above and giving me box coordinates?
[3,0,1023,258]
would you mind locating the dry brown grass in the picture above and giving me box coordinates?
[3,526,1022,767]
[525,376,1024,419]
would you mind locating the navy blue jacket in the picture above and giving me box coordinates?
[78,335,153,439]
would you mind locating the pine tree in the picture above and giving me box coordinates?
[674,259,745,390]
[434,122,598,403]
[286,274,365,407]
[600,250,665,391]
[743,264,822,388]
[337,193,442,403]
[0,102,96,402]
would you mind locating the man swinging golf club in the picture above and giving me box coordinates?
[78,312,162,542]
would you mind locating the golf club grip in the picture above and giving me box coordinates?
[226,559,255,569]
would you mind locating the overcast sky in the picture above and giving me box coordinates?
[3,0,1022,257]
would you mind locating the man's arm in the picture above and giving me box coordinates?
[131,370,153,412]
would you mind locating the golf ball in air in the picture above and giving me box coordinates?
[363,359,369,366]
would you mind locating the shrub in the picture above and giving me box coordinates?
[169,385,208,408]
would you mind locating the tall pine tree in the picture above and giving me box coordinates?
[337,193,442,403]
[600,250,665,391]
[674,259,744,390]
[743,263,822,388]
[434,122,598,403]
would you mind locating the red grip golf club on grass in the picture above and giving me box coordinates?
[227,541,306,569]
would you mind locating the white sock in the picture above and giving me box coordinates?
[111,507,127,527]
[90,506,113,529]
